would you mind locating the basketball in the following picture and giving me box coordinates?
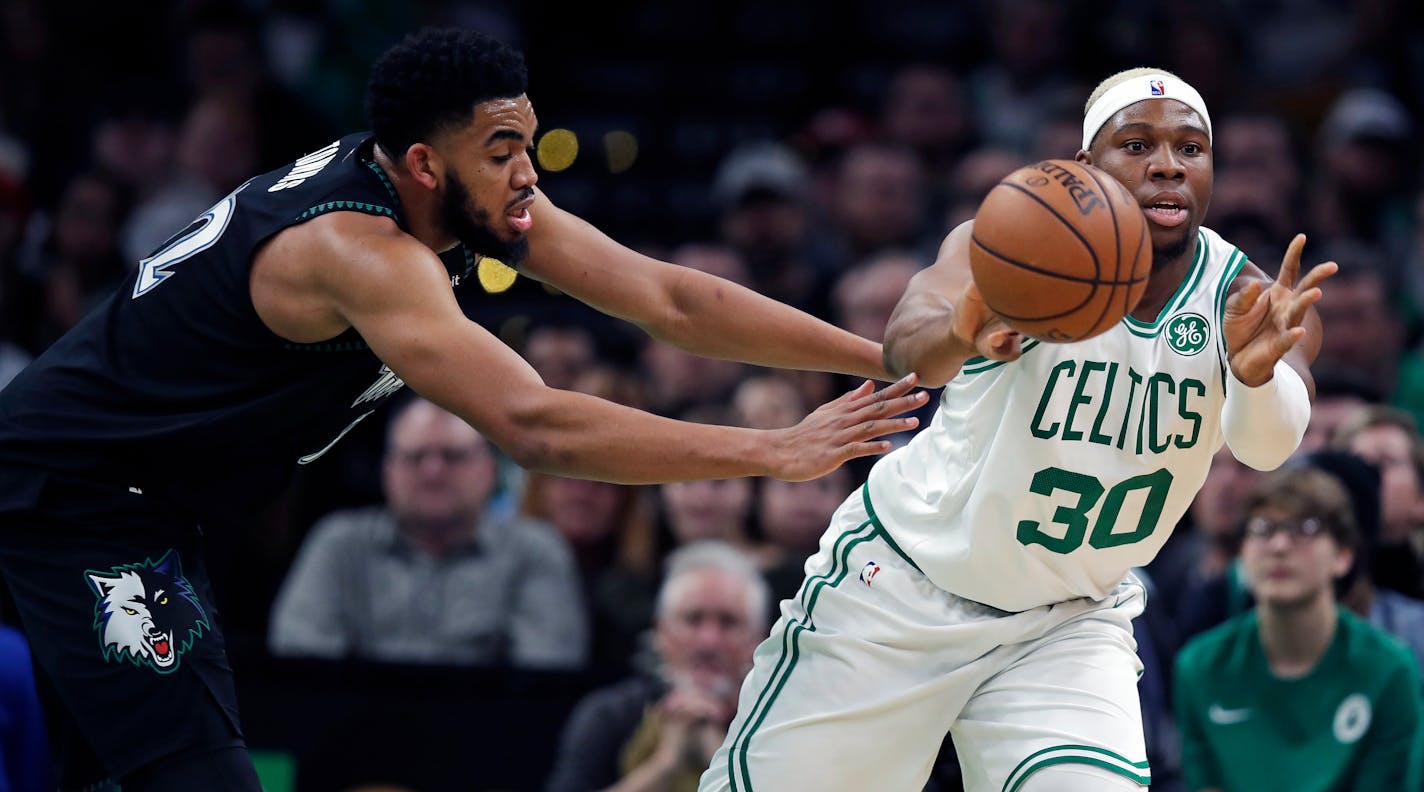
[969,159,1150,342]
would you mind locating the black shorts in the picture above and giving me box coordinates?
[0,473,245,788]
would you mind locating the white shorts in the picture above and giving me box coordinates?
[699,486,1150,792]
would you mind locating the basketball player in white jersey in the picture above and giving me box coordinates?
[700,68,1337,792]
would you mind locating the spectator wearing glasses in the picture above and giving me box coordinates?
[1174,467,1422,792]
[269,396,587,669]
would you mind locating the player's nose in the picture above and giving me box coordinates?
[514,156,538,189]
[1148,147,1185,180]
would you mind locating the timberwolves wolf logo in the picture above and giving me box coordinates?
[86,550,209,674]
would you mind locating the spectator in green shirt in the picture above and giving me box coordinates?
[1175,466,1423,792]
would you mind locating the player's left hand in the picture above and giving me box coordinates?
[1223,233,1336,386]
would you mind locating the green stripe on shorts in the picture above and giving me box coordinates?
[1003,744,1151,792]
[728,516,878,792]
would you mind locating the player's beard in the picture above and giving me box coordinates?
[1151,231,1193,272]
[441,170,530,266]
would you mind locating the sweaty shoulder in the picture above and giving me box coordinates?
[251,210,430,343]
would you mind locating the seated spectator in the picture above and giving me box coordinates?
[712,142,835,315]
[1151,446,1263,637]
[523,366,659,672]
[1333,405,1424,597]
[657,408,758,556]
[756,465,854,608]
[730,374,805,431]
[1300,369,1380,453]
[1175,466,1423,792]
[269,397,587,669]
[546,542,768,792]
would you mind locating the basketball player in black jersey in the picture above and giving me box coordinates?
[0,29,927,791]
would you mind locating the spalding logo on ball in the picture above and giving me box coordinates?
[969,160,1151,343]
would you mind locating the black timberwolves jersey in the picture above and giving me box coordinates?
[0,133,506,519]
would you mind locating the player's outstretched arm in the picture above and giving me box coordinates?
[1223,233,1335,392]
[519,192,888,380]
[292,216,926,484]
[1219,233,1336,470]
[883,222,1023,388]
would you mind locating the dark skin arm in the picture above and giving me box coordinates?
[250,212,925,484]
[521,191,890,380]
[882,221,1023,388]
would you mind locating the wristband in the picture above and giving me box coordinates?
[1221,360,1310,471]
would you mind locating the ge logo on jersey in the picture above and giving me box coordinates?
[1166,312,1210,356]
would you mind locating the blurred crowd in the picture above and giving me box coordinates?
[1,0,1423,790]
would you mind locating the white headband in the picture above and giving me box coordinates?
[1081,73,1213,150]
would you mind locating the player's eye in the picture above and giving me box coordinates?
[1124,141,1147,153]
[1182,143,1201,155]
[122,607,138,615]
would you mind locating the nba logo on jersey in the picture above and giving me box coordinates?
[1149,79,1166,96]
[859,561,881,587]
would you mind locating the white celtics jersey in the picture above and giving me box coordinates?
[867,226,1247,611]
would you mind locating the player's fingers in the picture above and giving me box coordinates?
[828,379,876,406]
[840,439,898,461]
[848,373,918,410]
[1276,233,1306,288]
[849,417,920,441]
[1274,326,1306,357]
[1226,279,1262,315]
[976,325,1022,361]
[1285,287,1323,328]
[853,392,927,423]
[1296,261,1338,294]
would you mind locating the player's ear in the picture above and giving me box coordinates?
[1074,149,1093,166]
[405,143,442,191]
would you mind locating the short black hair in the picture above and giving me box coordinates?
[365,27,528,161]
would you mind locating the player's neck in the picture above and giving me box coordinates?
[1130,233,1200,323]
[372,145,460,252]
[1257,592,1338,679]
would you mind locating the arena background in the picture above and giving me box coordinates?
[0,1,1421,790]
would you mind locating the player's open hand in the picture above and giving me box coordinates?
[766,374,927,481]
[1224,234,1336,386]
[954,281,1023,361]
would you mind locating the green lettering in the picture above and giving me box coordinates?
[1135,370,1151,454]
[1117,368,1143,450]
[1176,378,1205,449]
[1063,360,1106,442]
[1148,373,1176,453]
[1089,362,1118,446]
[1031,361,1076,440]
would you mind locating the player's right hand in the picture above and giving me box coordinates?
[953,281,1023,360]
[765,374,927,481]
